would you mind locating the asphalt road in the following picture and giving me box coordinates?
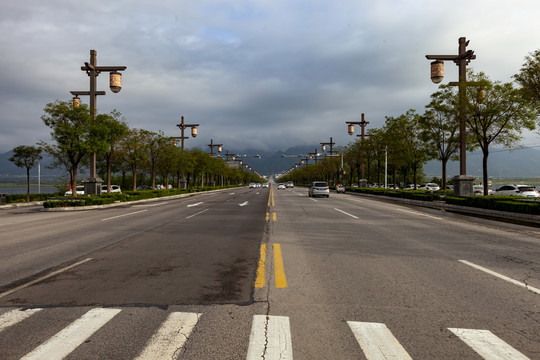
[0,185,539,359]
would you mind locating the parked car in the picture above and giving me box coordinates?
[102,185,122,193]
[493,184,539,198]
[286,181,294,188]
[136,185,153,191]
[336,184,345,193]
[308,181,330,198]
[249,183,257,188]
[64,186,85,196]
[473,185,493,196]
[418,183,440,191]
[277,183,286,189]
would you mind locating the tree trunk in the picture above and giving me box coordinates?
[441,158,448,190]
[26,167,31,202]
[72,166,78,197]
[482,148,490,195]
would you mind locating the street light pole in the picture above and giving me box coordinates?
[346,113,370,187]
[320,137,335,155]
[426,37,476,196]
[71,49,126,195]
[175,116,199,188]
[208,139,223,156]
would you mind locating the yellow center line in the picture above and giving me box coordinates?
[274,243,288,288]
[255,244,267,288]
[272,212,277,221]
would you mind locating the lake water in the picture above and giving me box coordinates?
[0,186,60,195]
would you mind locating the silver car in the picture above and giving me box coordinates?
[494,184,539,198]
[308,181,330,198]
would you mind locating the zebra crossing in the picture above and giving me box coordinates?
[0,307,531,359]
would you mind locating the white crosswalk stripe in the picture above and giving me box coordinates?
[0,308,42,333]
[135,312,202,360]
[0,308,532,359]
[20,308,121,360]
[347,321,413,360]
[449,328,530,360]
[247,315,293,360]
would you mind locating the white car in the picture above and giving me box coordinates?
[473,185,493,195]
[418,183,440,191]
[64,186,84,196]
[277,183,286,190]
[493,184,539,198]
[308,181,330,198]
[102,185,122,193]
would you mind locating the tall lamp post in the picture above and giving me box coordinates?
[175,115,199,188]
[208,139,223,156]
[320,137,335,155]
[426,37,476,196]
[346,113,370,188]
[71,49,126,195]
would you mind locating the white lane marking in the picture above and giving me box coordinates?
[239,201,249,207]
[459,260,540,295]
[309,198,318,202]
[256,192,260,195]
[395,208,442,220]
[229,193,235,195]
[186,209,209,219]
[247,315,293,360]
[21,308,121,360]
[449,328,530,360]
[187,202,204,207]
[334,208,359,219]
[0,308,42,333]
[135,312,202,360]
[0,258,93,299]
[101,209,148,221]
[347,198,363,203]
[132,202,167,207]
[347,321,413,360]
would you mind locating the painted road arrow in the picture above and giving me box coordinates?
[239,201,249,207]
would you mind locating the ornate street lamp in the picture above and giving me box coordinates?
[426,37,477,196]
[70,49,126,195]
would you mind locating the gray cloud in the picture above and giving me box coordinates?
[1,0,539,155]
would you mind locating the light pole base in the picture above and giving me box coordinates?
[359,179,369,188]
[452,175,475,196]
[83,177,103,195]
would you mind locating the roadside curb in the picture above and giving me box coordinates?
[345,191,540,226]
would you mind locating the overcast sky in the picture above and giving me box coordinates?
[1,0,539,155]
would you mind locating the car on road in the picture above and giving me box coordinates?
[308,181,330,198]
[262,183,269,188]
[336,184,345,193]
[277,183,286,190]
[473,185,493,195]
[286,181,294,188]
[493,184,539,198]
[418,183,440,191]
[249,183,257,188]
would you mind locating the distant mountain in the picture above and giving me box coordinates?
[2,146,539,183]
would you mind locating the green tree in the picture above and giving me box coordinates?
[95,110,129,193]
[9,145,43,202]
[120,128,149,191]
[513,49,540,113]
[384,110,430,188]
[465,72,537,195]
[40,100,93,196]
[420,85,461,189]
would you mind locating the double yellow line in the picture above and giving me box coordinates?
[255,243,288,288]
[256,184,287,288]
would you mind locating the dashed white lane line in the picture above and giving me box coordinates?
[135,312,202,360]
[449,328,530,360]
[101,209,148,221]
[395,208,442,220]
[0,258,93,299]
[186,209,209,219]
[334,208,359,219]
[348,321,413,360]
[247,315,293,360]
[0,308,42,333]
[187,202,204,207]
[20,308,121,360]
[459,260,540,295]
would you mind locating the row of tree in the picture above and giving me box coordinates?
[10,102,263,199]
[280,52,540,193]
